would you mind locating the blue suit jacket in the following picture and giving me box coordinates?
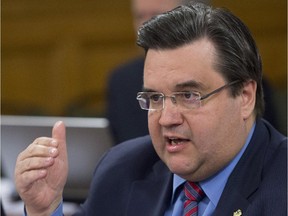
[75,119,287,216]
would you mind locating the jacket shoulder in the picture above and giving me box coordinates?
[95,135,160,178]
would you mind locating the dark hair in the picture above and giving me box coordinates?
[137,2,264,117]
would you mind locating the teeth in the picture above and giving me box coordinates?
[170,138,181,145]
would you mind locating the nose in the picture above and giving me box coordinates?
[158,98,183,127]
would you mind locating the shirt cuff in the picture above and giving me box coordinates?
[51,201,63,216]
[24,201,63,216]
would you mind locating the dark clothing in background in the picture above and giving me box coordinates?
[107,57,148,143]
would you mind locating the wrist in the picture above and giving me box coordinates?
[25,196,62,216]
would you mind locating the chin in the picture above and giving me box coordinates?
[166,157,193,175]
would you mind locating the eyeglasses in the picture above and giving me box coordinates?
[136,80,241,111]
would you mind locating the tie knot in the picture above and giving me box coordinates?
[184,181,205,202]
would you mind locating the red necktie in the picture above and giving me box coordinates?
[183,181,205,216]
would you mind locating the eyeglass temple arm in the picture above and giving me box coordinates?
[200,80,240,100]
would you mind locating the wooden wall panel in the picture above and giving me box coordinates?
[2,0,139,116]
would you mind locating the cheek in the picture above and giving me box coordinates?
[193,101,243,153]
[200,96,241,127]
[148,111,160,135]
[148,112,164,150]
[189,100,240,145]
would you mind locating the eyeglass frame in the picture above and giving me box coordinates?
[136,80,241,111]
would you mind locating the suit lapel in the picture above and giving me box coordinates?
[126,160,173,216]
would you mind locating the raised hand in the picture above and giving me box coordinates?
[14,121,68,216]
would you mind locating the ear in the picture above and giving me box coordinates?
[241,80,257,120]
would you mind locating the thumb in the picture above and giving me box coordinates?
[52,121,68,161]
[52,121,66,143]
[51,121,68,170]
[50,121,69,194]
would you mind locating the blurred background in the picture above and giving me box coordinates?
[2,0,287,134]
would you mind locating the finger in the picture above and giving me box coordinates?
[17,156,55,175]
[52,121,66,143]
[16,169,48,191]
[34,137,59,148]
[52,121,68,161]
[17,143,59,162]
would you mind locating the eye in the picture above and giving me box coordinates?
[149,93,162,102]
[178,92,199,102]
[183,92,194,99]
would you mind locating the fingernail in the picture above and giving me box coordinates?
[51,140,58,147]
[49,147,57,155]
[45,157,53,164]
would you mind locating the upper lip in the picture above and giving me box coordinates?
[163,134,190,142]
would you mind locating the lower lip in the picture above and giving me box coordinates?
[166,141,187,153]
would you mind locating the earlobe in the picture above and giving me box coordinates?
[241,80,257,120]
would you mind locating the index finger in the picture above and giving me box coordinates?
[17,138,58,161]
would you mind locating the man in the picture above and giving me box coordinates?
[107,0,192,143]
[15,2,287,215]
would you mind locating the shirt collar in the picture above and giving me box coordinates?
[171,123,256,206]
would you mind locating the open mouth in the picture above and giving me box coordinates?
[167,137,190,146]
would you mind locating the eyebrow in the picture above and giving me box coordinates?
[175,80,206,91]
[141,87,156,92]
[142,80,206,92]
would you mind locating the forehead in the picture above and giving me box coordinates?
[143,39,224,92]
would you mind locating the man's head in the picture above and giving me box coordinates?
[137,2,263,116]
[136,2,262,181]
